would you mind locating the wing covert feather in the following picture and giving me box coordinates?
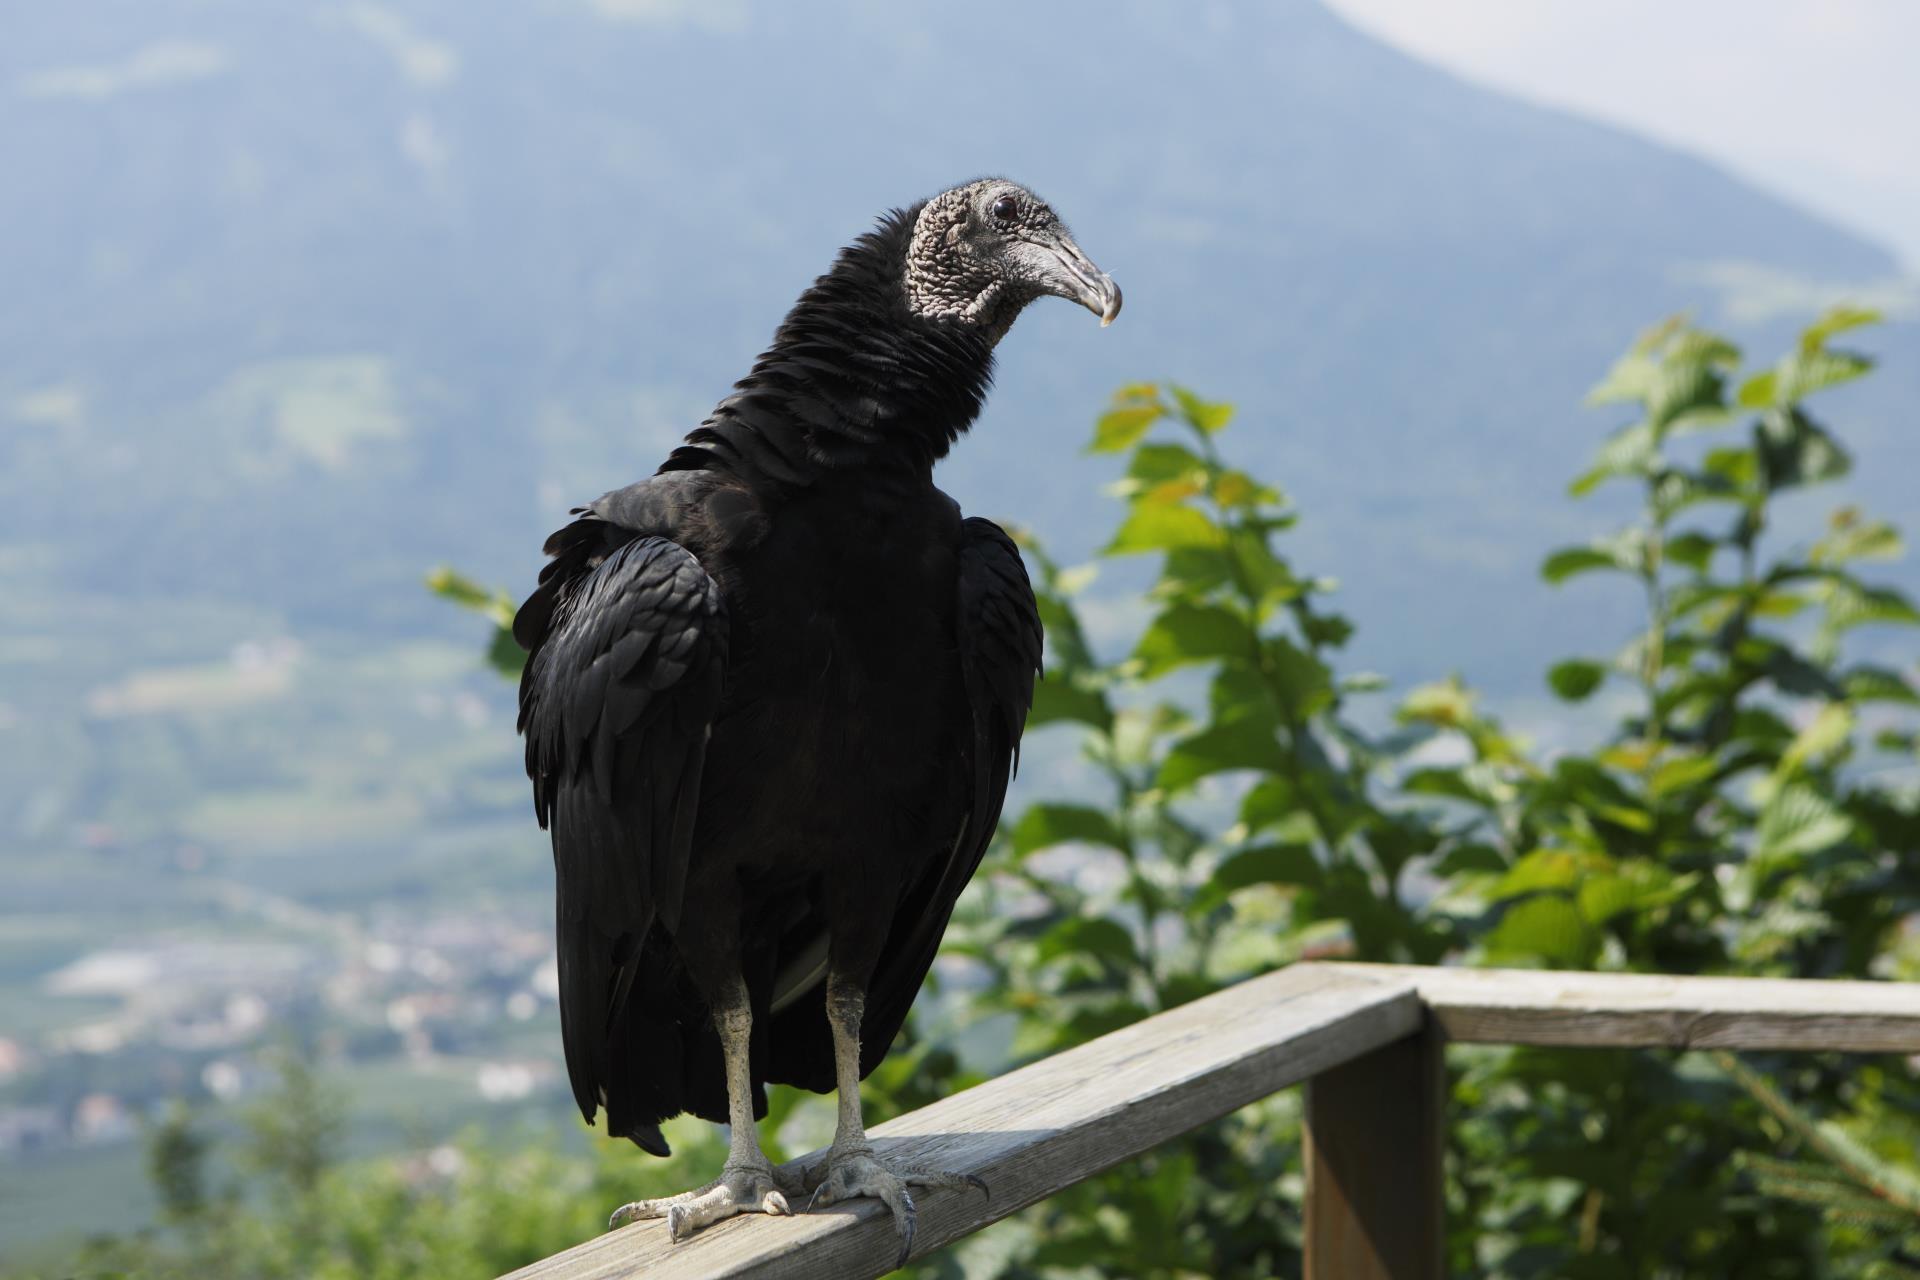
[516,518,727,1130]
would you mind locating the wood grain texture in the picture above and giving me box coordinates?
[1315,963,1920,1052]
[500,964,1424,1280]
[1304,1016,1445,1280]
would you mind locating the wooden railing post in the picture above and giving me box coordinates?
[504,966,1920,1278]
[1303,1013,1445,1280]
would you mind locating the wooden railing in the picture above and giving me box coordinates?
[503,962,1920,1280]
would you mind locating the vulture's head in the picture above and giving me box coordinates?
[904,178,1121,342]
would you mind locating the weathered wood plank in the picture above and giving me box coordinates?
[1304,1014,1445,1280]
[1317,963,1920,1052]
[501,963,1423,1280]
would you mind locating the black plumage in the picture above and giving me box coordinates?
[514,178,1116,1247]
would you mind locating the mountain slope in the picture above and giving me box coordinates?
[2,1,1904,660]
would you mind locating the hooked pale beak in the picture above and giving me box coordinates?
[1045,235,1123,327]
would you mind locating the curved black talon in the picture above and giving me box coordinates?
[963,1171,990,1202]
[894,1191,917,1268]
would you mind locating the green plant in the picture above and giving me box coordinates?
[1423,310,1919,977]
[426,567,522,679]
[1396,311,1920,1277]
[1721,1051,1920,1277]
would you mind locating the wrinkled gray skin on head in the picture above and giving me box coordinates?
[904,178,1121,343]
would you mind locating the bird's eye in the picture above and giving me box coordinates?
[990,194,1019,224]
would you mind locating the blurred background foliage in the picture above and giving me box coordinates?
[43,310,1920,1278]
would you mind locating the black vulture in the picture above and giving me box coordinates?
[514,178,1119,1256]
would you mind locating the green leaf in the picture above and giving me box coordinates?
[1777,703,1854,776]
[1027,674,1113,731]
[1053,563,1098,596]
[1591,802,1655,833]
[1125,441,1206,485]
[1104,503,1227,556]
[1228,530,1306,607]
[1541,547,1616,583]
[1543,530,1646,583]
[1569,422,1658,495]
[1430,843,1508,876]
[1238,776,1319,839]
[1802,304,1882,349]
[1649,469,1738,520]
[1110,703,1190,768]
[1753,589,1811,619]
[427,566,516,628]
[1133,602,1256,677]
[1840,665,1920,706]
[1701,445,1759,491]
[1156,546,1234,597]
[1660,330,1737,409]
[1264,636,1335,716]
[1547,659,1606,702]
[1402,767,1491,807]
[1761,647,1846,699]
[429,567,522,676]
[1036,917,1140,970]
[1011,804,1129,858]
[1587,316,1684,405]
[1665,530,1717,572]
[1810,507,1902,566]
[1589,322,1738,436]
[1547,758,1654,832]
[1649,752,1718,798]
[1576,875,1637,927]
[1731,705,1796,748]
[1487,894,1597,967]
[1034,596,1094,668]
[1755,783,1853,861]
[1207,663,1269,723]
[1210,843,1322,895]
[1169,385,1234,433]
[1493,848,1596,900]
[1738,347,1874,409]
[1576,863,1675,926]
[1398,677,1477,727]
[1755,407,1851,491]
[1735,369,1778,409]
[1366,815,1437,879]
[1211,468,1275,509]
[484,625,526,678]
[1089,405,1163,453]
[1296,606,1354,650]
[426,567,490,610]
[1158,717,1286,791]
[1816,576,1920,632]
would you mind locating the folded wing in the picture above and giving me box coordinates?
[515,512,728,1143]
[852,516,1043,1070]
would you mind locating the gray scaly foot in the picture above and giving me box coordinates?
[609,1159,792,1241]
[806,1147,987,1266]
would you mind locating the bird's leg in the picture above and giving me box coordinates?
[608,974,791,1240]
[806,970,986,1265]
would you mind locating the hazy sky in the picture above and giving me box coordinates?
[1324,0,1920,274]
